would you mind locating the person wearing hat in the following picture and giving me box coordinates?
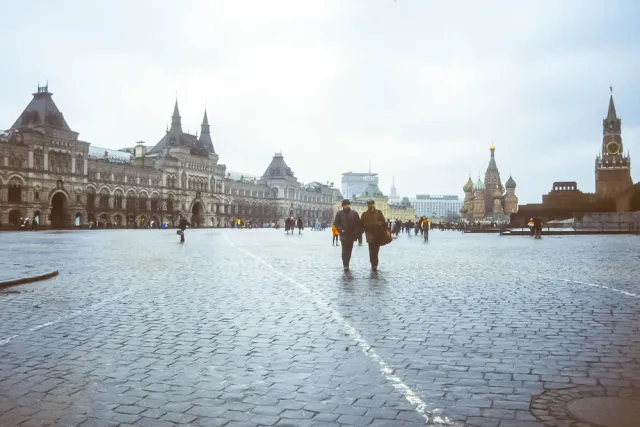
[361,198,387,272]
[333,199,363,272]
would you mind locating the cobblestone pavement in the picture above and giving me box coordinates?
[0,257,57,285]
[0,229,639,427]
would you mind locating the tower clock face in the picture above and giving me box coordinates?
[606,140,620,155]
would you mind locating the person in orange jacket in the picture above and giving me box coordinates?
[331,223,340,246]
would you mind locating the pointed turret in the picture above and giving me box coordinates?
[170,99,182,132]
[607,87,617,121]
[486,145,498,172]
[199,109,215,153]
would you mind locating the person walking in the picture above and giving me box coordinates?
[533,217,543,239]
[333,199,362,272]
[361,199,387,272]
[178,215,189,243]
[422,217,429,241]
[296,216,304,234]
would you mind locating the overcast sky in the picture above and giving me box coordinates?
[1,0,639,204]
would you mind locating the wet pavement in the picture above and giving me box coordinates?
[0,229,639,427]
[0,259,58,286]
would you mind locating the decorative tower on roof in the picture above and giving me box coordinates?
[170,99,182,133]
[11,83,73,132]
[199,109,215,154]
[595,87,632,198]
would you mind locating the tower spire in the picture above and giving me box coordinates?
[170,98,182,132]
[199,108,215,154]
[607,86,617,121]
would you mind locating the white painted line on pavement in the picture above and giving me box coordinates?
[506,269,640,299]
[0,290,134,347]
[223,234,455,426]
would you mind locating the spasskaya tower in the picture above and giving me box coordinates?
[595,87,632,198]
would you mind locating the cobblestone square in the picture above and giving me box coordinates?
[1,229,639,426]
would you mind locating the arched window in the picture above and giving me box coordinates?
[138,193,148,211]
[86,188,96,209]
[33,150,44,170]
[126,192,136,211]
[76,156,83,175]
[62,154,71,173]
[49,154,57,173]
[100,189,110,209]
[114,192,123,209]
[8,180,22,203]
[167,194,175,212]
[151,195,159,212]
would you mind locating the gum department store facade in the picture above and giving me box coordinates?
[0,85,337,228]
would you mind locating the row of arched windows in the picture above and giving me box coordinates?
[85,188,174,213]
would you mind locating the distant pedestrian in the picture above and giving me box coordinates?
[361,199,387,272]
[533,217,542,239]
[333,199,362,272]
[178,215,190,243]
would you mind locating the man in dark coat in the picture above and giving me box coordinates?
[178,215,189,243]
[333,199,362,272]
[361,199,386,272]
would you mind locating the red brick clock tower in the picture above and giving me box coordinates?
[595,88,632,198]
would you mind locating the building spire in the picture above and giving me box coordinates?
[198,108,214,154]
[607,86,617,121]
[170,99,182,132]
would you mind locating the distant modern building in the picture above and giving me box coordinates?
[410,194,463,219]
[341,172,378,201]
[388,176,401,205]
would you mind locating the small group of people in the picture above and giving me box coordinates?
[284,216,305,234]
[333,198,390,272]
[389,217,430,241]
[18,216,39,231]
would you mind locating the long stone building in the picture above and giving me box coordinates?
[0,85,336,228]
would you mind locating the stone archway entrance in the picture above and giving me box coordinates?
[191,202,204,227]
[50,192,69,229]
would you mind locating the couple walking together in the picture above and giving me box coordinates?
[333,198,390,272]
